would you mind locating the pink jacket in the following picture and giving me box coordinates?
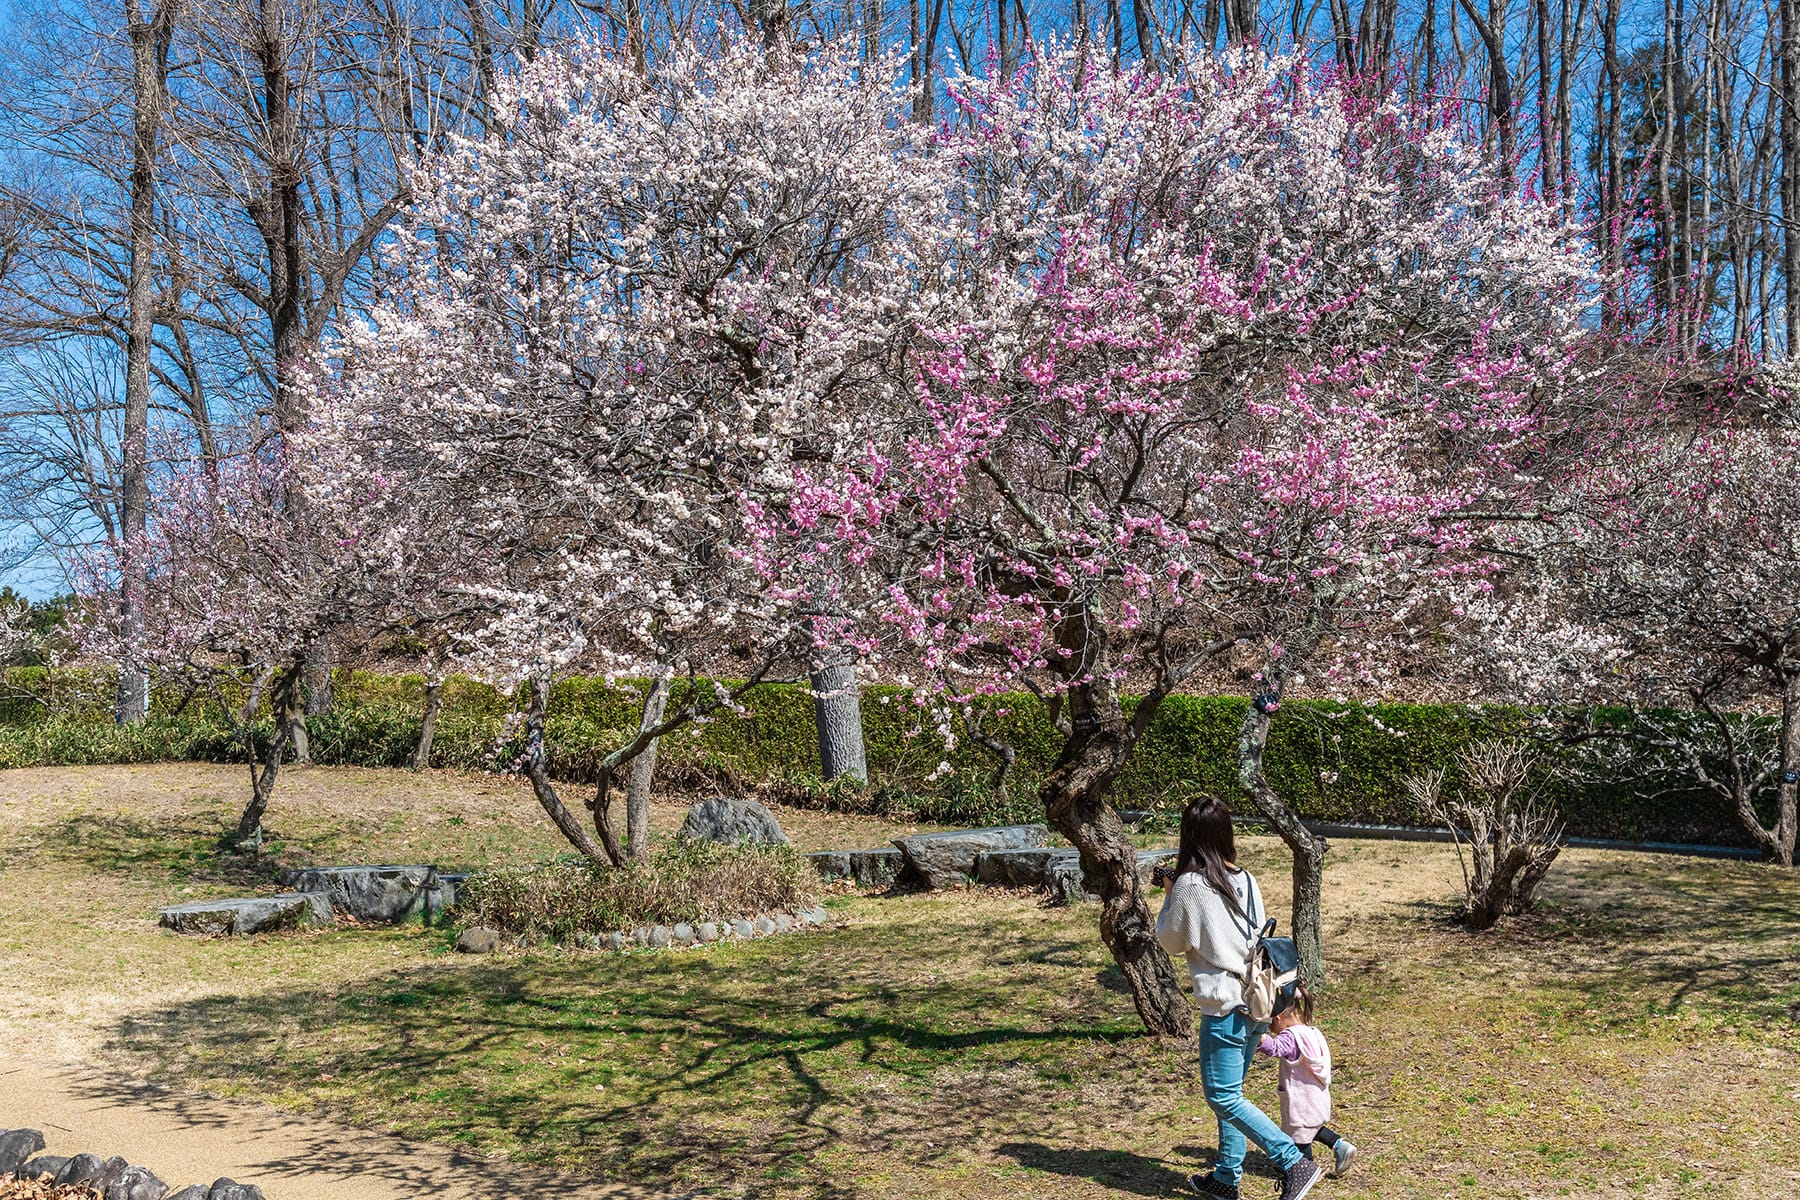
[1258,1024,1332,1141]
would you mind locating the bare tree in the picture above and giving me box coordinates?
[1406,741,1566,930]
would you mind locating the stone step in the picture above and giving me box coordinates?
[158,893,333,936]
[278,864,459,924]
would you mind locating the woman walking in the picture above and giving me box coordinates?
[1155,795,1322,1200]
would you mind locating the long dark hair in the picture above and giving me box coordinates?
[1176,795,1244,914]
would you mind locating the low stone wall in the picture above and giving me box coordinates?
[0,1127,263,1200]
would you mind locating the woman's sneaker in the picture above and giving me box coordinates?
[1185,1173,1239,1199]
[1279,1157,1323,1200]
[1330,1139,1359,1178]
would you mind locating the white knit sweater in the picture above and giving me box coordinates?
[1154,868,1263,1017]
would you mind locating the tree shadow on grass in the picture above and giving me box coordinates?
[103,919,1164,1200]
[995,1143,1190,1196]
[1378,853,1800,1023]
[34,812,286,888]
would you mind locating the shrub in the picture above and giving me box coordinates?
[455,840,820,944]
[0,666,1757,849]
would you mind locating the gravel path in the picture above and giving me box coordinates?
[0,1058,687,1200]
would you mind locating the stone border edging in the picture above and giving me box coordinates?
[453,905,832,954]
[0,1126,264,1200]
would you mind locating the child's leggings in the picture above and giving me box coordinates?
[1298,1127,1343,1158]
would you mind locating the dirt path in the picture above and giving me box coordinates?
[0,1058,688,1200]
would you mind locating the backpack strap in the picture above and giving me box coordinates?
[1230,871,1260,947]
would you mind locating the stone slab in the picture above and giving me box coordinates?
[279,865,454,924]
[158,893,333,936]
[891,825,1050,889]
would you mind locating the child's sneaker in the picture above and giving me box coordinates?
[1185,1173,1239,1199]
[1278,1157,1322,1200]
[1330,1139,1359,1178]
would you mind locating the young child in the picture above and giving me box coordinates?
[1256,983,1359,1178]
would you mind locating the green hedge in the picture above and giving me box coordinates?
[0,666,1756,848]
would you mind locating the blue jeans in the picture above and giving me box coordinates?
[1199,1010,1301,1185]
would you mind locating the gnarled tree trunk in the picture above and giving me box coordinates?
[523,675,621,867]
[1234,648,1330,986]
[1044,662,1195,1036]
[1762,668,1800,865]
[230,663,296,850]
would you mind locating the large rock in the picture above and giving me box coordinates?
[206,1180,266,1200]
[850,848,904,887]
[164,1188,209,1200]
[17,1156,68,1181]
[158,893,332,936]
[279,865,453,924]
[56,1154,121,1186]
[455,926,502,954]
[107,1164,169,1200]
[892,825,1049,889]
[0,1129,46,1175]
[678,798,789,848]
[1047,849,1176,905]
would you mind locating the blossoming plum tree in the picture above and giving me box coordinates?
[1478,399,1800,866]
[77,434,445,848]
[318,32,950,863]
[750,47,1591,1027]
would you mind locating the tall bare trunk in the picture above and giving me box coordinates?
[118,0,178,727]
[1537,0,1554,201]
[1783,0,1800,351]
[1600,0,1625,327]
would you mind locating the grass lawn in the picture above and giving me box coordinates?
[1,764,1796,1199]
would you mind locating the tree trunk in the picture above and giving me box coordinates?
[304,647,334,715]
[1766,669,1800,865]
[1783,0,1800,352]
[1038,666,1192,1037]
[624,665,672,860]
[1234,651,1330,986]
[811,647,868,787]
[282,657,309,765]
[117,0,177,728]
[292,644,331,764]
[411,676,442,771]
[523,675,621,867]
[232,664,297,849]
[1600,0,1624,327]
